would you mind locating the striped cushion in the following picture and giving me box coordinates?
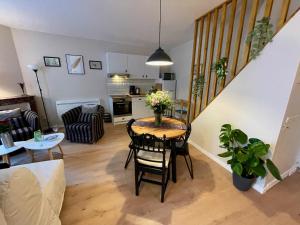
[11,127,33,142]
[9,117,28,129]
[77,113,93,123]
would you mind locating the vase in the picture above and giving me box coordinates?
[0,132,14,148]
[154,112,162,126]
[232,172,256,191]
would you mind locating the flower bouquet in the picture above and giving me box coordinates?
[145,91,172,126]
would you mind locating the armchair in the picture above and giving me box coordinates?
[62,105,104,144]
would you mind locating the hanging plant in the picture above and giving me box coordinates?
[246,17,273,59]
[193,74,205,97]
[212,57,228,80]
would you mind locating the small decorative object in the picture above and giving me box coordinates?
[65,54,85,75]
[34,130,42,142]
[212,57,228,80]
[145,91,172,126]
[0,121,14,148]
[246,17,273,59]
[43,56,61,67]
[17,82,26,95]
[89,60,102,70]
[193,75,205,97]
[218,124,282,191]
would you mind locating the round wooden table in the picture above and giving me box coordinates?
[132,117,187,182]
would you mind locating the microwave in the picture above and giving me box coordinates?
[159,73,175,80]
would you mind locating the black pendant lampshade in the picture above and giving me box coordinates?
[146,0,173,66]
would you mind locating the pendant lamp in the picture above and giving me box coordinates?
[146,0,173,66]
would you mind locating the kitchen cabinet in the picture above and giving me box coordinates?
[132,97,153,119]
[106,52,128,74]
[106,52,159,79]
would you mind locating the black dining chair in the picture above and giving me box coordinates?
[175,123,193,179]
[133,133,171,203]
[124,119,136,169]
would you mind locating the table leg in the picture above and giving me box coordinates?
[26,149,34,162]
[58,144,64,156]
[2,154,10,165]
[48,149,54,160]
[171,141,177,183]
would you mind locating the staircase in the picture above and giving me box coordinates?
[187,0,300,123]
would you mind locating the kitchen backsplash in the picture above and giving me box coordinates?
[106,78,156,95]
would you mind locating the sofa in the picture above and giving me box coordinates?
[62,105,105,143]
[0,160,66,225]
[0,108,39,143]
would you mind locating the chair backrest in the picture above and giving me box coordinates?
[126,119,136,140]
[177,123,192,147]
[133,133,168,168]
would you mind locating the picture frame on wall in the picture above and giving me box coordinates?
[65,54,85,75]
[89,60,102,70]
[44,56,61,67]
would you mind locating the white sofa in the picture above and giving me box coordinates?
[0,160,66,225]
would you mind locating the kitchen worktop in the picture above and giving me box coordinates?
[109,94,147,98]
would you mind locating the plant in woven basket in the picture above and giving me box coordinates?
[0,121,10,134]
[193,75,205,97]
[246,17,273,59]
[212,57,228,80]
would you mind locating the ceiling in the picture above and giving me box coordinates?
[0,0,223,49]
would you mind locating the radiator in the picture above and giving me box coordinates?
[56,98,100,119]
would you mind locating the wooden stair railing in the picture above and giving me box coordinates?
[187,0,300,123]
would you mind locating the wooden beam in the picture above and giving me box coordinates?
[242,0,259,66]
[212,4,227,98]
[231,0,247,78]
[264,0,274,17]
[192,18,204,118]
[277,0,291,31]
[186,21,199,123]
[203,9,219,108]
[220,0,237,91]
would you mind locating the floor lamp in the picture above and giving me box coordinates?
[27,64,53,133]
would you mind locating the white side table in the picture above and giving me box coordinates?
[22,133,65,161]
[0,142,25,164]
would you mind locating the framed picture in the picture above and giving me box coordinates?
[44,56,61,67]
[89,60,102,70]
[65,54,85,75]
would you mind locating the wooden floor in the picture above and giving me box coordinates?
[12,124,300,225]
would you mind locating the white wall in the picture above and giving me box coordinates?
[188,11,300,192]
[11,29,152,126]
[0,25,23,97]
[169,40,193,100]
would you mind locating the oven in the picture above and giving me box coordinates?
[112,96,132,116]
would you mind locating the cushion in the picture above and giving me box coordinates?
[9,116,28,129]
[11,127,33,141]
[82,104,98,113]
[0,168,42,225]
[77,113,92,123]
[137,149,171,168]
[0,108,21,121]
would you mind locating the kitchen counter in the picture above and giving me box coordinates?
[128,94,147,98]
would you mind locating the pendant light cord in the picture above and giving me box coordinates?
[159,0,161,48]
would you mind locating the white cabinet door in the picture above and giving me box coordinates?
[127,54,146,79]
[144,56,159,79]
[106,52,128,73]
[132,97,153,119]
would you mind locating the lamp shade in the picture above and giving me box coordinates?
[146,47,173,66]
[27,64,39,71]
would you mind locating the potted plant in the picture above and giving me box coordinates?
[0,120,14,148]
[212,57,228,80]
[145,91,172,126]
[218,124,282,191]
[193,74,205,98]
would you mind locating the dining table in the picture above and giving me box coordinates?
[131,116,187,183]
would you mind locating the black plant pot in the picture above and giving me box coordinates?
[232,172,256,191]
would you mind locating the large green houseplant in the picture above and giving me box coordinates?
[218,124,282,191]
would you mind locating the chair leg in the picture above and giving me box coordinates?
[135,166,139,196]
[184,154,194,179]
[161,171,165,203]
[124,148,133,169]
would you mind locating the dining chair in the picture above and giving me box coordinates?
[175,123,193,179]
[132,133,171,203]
[124,119,136,169]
